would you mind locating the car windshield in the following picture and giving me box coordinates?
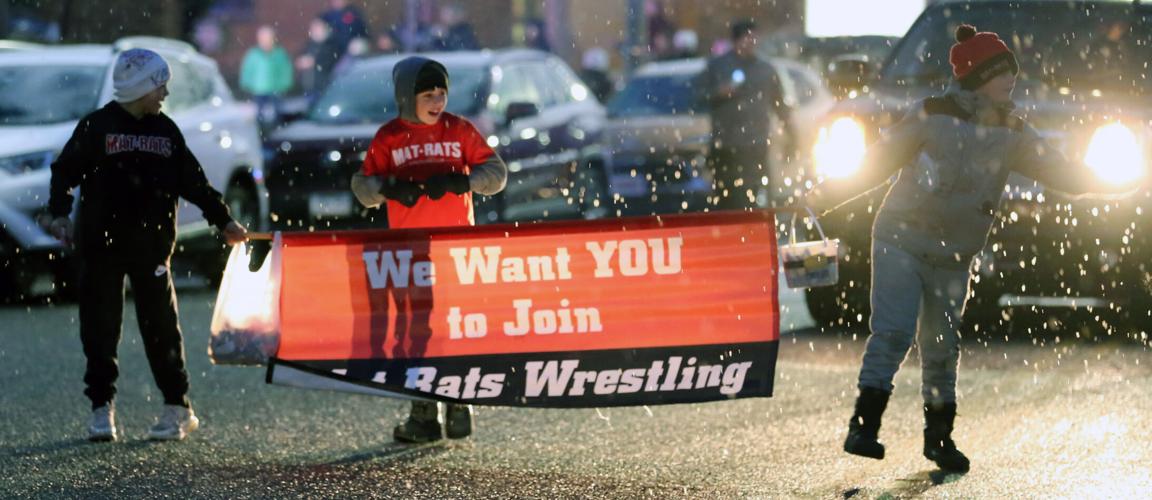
[879,3,1152,95]
[0,65,104,125]
[607,73,700,118]
[308,62,488,124]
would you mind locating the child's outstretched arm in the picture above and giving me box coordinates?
[1010,124,1144,199]
[805,104,928,216]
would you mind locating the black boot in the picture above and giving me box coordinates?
[393,401,445,444]
[843,387,890,459]
[923,402,970,472]
[445,404,474,439]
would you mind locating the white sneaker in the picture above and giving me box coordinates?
[148,404,200,441]
[87,404,118,442]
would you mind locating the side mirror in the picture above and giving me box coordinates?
[504,101,540,127]
[826,55,875,97]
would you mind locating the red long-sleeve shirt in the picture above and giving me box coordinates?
[361,112,495,228]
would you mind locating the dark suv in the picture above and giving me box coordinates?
[806,0,1152,330]
[263,49,608,230]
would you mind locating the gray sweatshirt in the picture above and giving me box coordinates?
[809,86,1137,269]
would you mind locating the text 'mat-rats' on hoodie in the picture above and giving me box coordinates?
[354,56,507,229]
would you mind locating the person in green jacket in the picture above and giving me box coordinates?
[240,25,293,128]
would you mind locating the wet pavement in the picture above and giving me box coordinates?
[1,280,1150,498]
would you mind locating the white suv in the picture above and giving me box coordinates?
[0,37,267,299]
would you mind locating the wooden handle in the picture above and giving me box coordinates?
[246,232,274,241]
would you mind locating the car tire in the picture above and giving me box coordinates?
[225,181,261,232]
[805,285,871,331]
[576,160,611,220]
[202,180,260,286]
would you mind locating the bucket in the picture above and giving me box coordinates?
[781,207,840,289]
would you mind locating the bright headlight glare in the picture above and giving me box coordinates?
[1084,122,1144,185]
[812,117,867,178]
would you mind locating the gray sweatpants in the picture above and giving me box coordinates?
[858,240,971,405]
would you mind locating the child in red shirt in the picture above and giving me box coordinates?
[351,56,507,443]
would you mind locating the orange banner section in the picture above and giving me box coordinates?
[276,211,780,362]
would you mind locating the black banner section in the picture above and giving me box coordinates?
[267,341,778,408]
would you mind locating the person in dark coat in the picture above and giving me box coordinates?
[48,48,248,442]
[695,20,792,210]
[319,0,370,59]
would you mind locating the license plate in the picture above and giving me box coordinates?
[309,192,354,217]
[611,175,646,197]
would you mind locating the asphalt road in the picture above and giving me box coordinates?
[2,278,1150,498]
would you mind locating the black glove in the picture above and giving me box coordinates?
[424,173,471,200]
[379,176,424,207]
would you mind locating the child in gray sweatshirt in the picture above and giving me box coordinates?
[806,25,1142,472]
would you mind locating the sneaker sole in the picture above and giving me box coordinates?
[149,415,200,441]
[393,434,444,444]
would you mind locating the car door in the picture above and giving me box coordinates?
[484,61,549,221]
[165,56,254,233]
[489,58,605,221]
[528,57,608,217]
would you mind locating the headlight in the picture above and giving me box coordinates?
[812,117,867,178]
[1083,122,1144,185]
[0,150,55,175]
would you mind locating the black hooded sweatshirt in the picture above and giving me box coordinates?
[48,101,232,260]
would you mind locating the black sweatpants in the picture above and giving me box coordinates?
[78,251,190,409]
[708,144,769,211]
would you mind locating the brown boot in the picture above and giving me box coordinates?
[445,404,474,439]
[393,401,444,443]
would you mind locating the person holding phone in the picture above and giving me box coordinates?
[695,19,792,211]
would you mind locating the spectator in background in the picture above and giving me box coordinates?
[671,29,699,59]
[432,3,480,51]
[646,0,676,59]
[296,18,342,101]
[320,0,370,59]
[695,19,792,210]
[579,47,614,103]
[523,18,551,52]
[710,39,732,57]
[375,29,402,54]
[192,16,224,54]
[333,37,371,76]
[240,25,293,129]
[650,29,673,60]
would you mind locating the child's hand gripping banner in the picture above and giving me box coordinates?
[215,211,782,408]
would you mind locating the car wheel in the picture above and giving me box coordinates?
[202,181,260,285]
[805,285,871,331]
[575,160,611,219]
[225,181,261,231]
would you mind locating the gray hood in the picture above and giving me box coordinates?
[392,56,447,124]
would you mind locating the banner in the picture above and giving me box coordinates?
[261,210,781,407]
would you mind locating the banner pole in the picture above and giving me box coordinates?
[247,232,274,241]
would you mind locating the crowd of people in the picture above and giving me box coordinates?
[231,0,713,130]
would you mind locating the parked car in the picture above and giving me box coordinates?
[599,57,835,215]
[761,35,899,97]
[0,40,42,52]
[804,0,1152,330]
[0,37,267,300]
[262,49,608,230]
